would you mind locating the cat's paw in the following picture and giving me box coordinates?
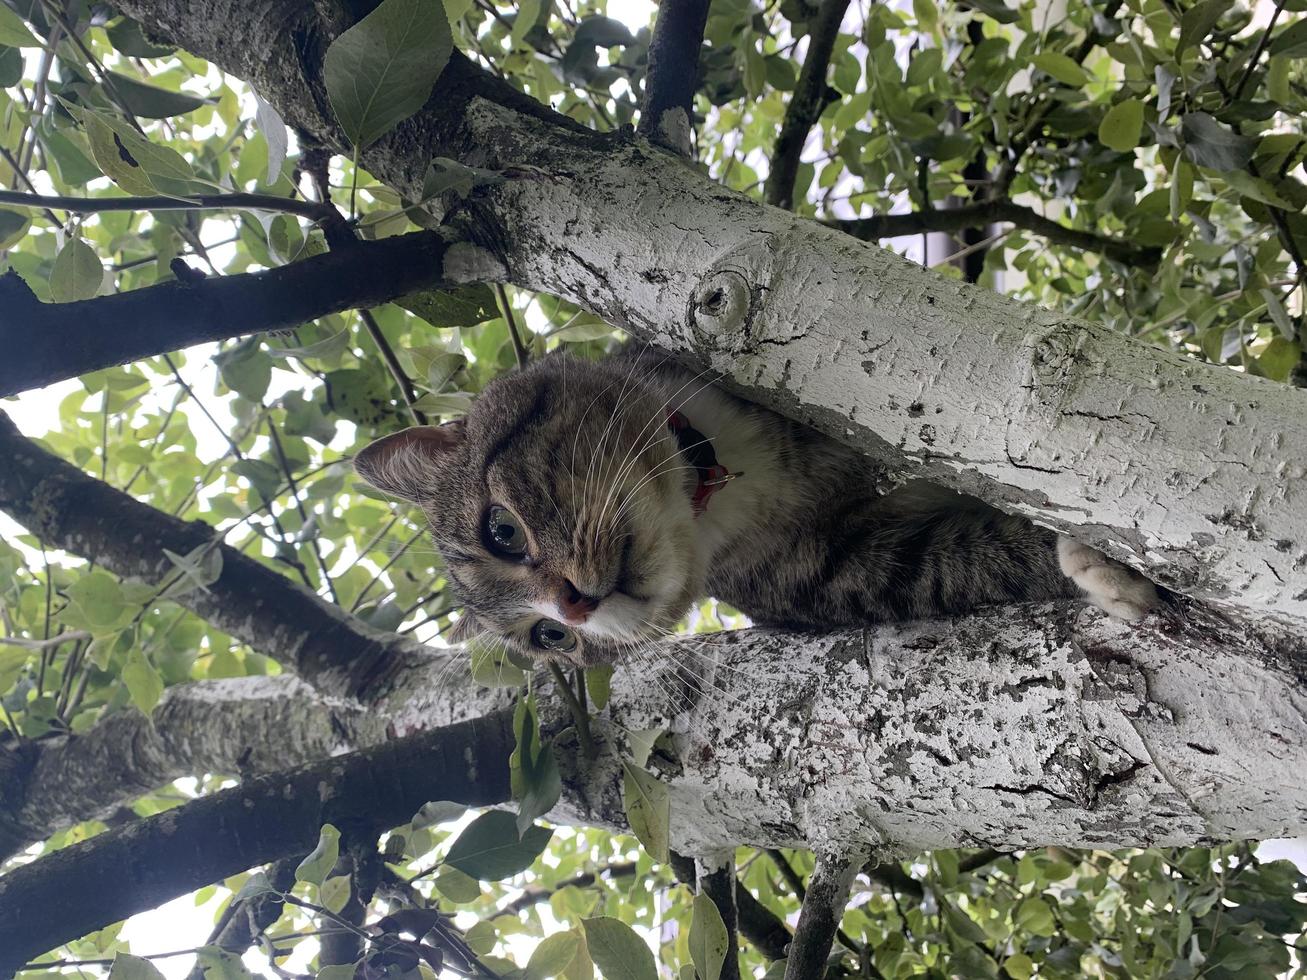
[1057,537,1159,621]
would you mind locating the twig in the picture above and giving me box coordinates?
[502,861,638,915]
[1232,0,1287,103]
[267,421,342,606]
[828,198,1159,265]
[696,855,743,980]
[358,308,429,425]
[548,662,595,759]
[0,188,345,232]
[0,631,92,650]
[496,284,530,370]
[765,0,852,210]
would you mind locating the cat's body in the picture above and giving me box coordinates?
[356,349,1156,665]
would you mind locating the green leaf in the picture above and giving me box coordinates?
[969,0,1019,23]
[1099,98,1145,153]
[50,237,103,302]
[62,570,136,634]
[105,72,210,119]
[108,953,166,980]
[586,664,613,711]
[1030,52,1089,87]
[1220,169,1298,208]
[296,824,341,885]
[1261,288,1297,340]
[1269,17,1307,58]
[1257,337,1301,381]
[267,328,351,361]
[420,157,506,201]
[325,367,395,425]
[0,45,22,88]
[582,917,657,980]
[0,208,29,249]
[572,16,635,47]
[526,930,583,979]
[445,810,552,879]
[1015,896,1056,936]
[432,865,482,903]
[0,6,39,48]
[1181,112,1255,172]
[122,648,164,716]
[323,0,454,148]
[510,0,542,46]
[469,635,528,688]
[77,106,201,196]
[161,542,224,598]
[105,18,176,58]
[215,341,272,402]
[621,762,669,863]
[195,947,255,980]
[689,893,730,980]
[1177,0,1230,55]
[320,874,351,914]
[1003,953,1035,979]
[395,283,499,327]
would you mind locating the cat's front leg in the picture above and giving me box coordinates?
[1057,537,1159,621]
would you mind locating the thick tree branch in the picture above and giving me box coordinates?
[782,850,865,980]
[0,675,389,863]
[0,411,428,699]
[0,230,497,398]
[765,0,852,210]
[828,200,1160,265]
[0,709,515,974]
[637,0,710,155]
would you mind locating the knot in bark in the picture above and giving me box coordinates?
[688,269,756,354]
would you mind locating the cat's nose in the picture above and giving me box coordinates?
[557,578,600,625]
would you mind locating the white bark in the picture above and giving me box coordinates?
[17,601,1306,857]
[449,101,1307,626]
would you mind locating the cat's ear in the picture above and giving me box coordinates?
[354,421,465,503]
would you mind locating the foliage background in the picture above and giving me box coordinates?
[1,0,1306,974]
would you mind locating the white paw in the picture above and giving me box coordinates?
[1057,537,1159,622]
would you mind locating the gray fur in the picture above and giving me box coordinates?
[354,348,1154,666]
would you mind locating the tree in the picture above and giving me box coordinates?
[0,0,1305,975]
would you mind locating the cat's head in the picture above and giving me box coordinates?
[354,354,705,666]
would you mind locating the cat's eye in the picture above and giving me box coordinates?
[484,505,528,557]
[531,619,577,653]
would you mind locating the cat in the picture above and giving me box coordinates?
[354,348,1158,666]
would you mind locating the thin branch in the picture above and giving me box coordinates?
[502,861,638,915]
[496,283,530,370]
[1232,0,1287,103]
[782,850,866,980]
[0,188,349,241]
[0,631,91,650]
[548,662,595,759]
[637,0,711,155]
[0,230,478,398]
[267,420,343,606]
[0,709,515,975]
[765,0,852,210]
[671,851,791,962]
[182,858,299,980]
[359,308,430,425]
[828,199,1160,265]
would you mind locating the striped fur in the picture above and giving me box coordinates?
[354,348,1156,665]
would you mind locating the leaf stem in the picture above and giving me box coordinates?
[549,662,595,759]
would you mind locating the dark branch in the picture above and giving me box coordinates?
[502,861,638,916]
[0,675,382,865]
[0,709,515,976]
[671,851,790,962]
[0,230,485,398]
[782,851,864,980]
[765,0,852,210]
[637,0,710,155]
[183,857,300,980]
[827,200,1160,265]
[697,856,742,980]
[0,411,425,699]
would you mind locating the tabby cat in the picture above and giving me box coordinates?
[355,349,1157,666]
